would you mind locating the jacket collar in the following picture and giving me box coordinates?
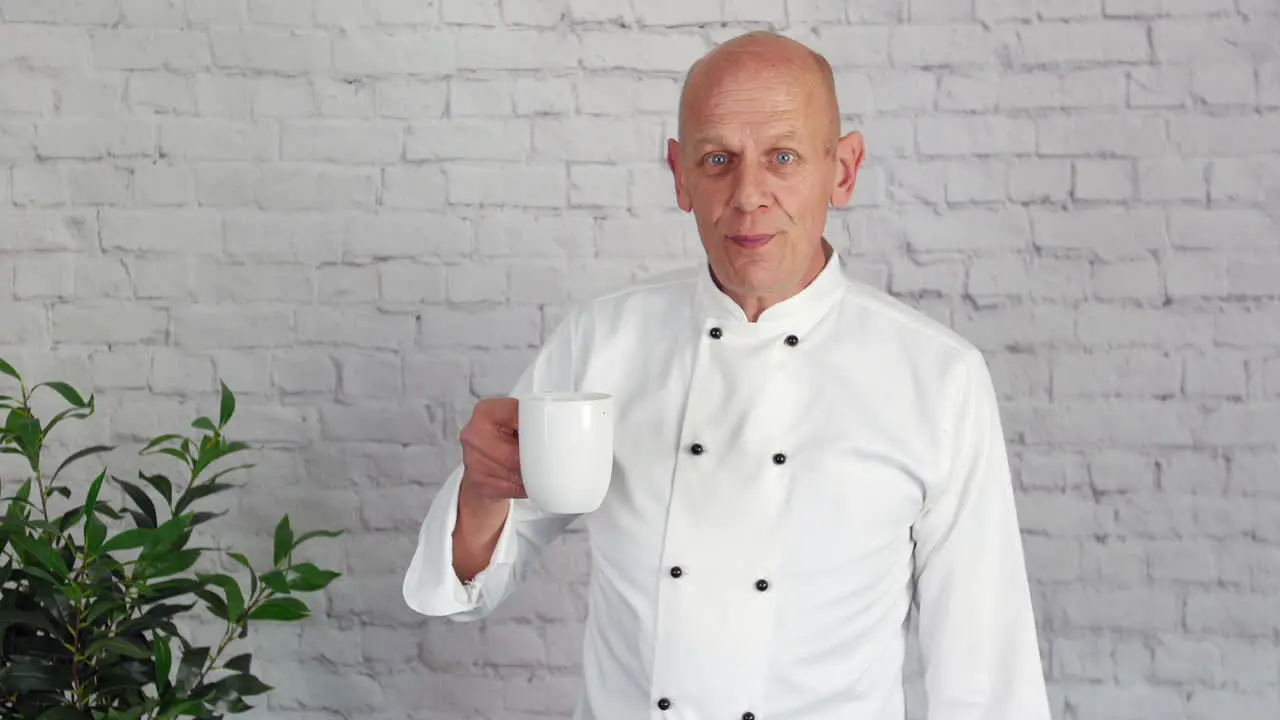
[694,240,846,329]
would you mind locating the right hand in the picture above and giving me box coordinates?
[458,397,527,510]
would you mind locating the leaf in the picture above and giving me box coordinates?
[288,562,341,592]
[106,709,147,720]
[191,416,217,434]
[85,635,153,660]
[84,468,107,518]
[119,601,195,635]
[142,549,202,579]
[292,528,344,549]
[247,596,309,621]
[0,659,71,693]
[51,444,114,484]
[156,447,190,466]
[36,708,89,720]
[141,512,192,557]
[0,609,60,635]
[227,551,259,596]
[41,405,92,437]
[176,645,210,693]
[83,597,127,625]
[174,481,236,515]
[219,381,236,427]
[36,381,87,409]
[273,514,293,567]
[0,357,19,382]
[190,509,228,527]
[154,633,172,692]
[198,572,245,622]
[258,570,289,594]
[195,588,229,621]
[138,470,173,506]
[224,653,252,674]
[114,477,157,529]
[99,526,154,553]
[84,515,107,556]
[8,532,69,579]
[141,433,185,453]
[156,700,207,720]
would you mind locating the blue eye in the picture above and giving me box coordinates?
[775,151,795,164]
[706,153,728,167]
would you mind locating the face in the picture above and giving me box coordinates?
[667,61,864,317]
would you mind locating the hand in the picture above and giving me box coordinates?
[458,397,527,509]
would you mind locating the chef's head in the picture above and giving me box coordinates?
[667,31,864,320]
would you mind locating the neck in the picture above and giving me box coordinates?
[719,240,832,322]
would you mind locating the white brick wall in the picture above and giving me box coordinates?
[0,0,1277,717]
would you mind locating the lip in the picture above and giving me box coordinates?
[728,233,775,249]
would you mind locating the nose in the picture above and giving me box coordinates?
[729,161,770,213]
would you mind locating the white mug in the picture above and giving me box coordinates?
[516,391,614,514]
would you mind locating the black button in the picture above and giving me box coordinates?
[670,566,682,578]
[691,443,704,455]
[743,713,756,720]
[755,579,769,592]
[657,698,671,710]
[710,327,722,339]
[772,453,786,465]
[784,334,798,346]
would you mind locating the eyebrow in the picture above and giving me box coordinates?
[690,128,805,149]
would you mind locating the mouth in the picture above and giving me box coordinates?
[727,233,775,249]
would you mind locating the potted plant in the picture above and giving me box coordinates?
[0,357,344,719]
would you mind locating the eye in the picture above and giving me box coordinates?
[704,153,729,167]
[774,150,796,165]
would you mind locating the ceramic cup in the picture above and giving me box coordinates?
[515,391,614,515]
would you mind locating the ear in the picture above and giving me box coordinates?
[829,130,865,209]
[667,138,693,212]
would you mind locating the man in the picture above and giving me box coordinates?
[404,31,1051,720]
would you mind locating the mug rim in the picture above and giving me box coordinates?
[515,391,611,402]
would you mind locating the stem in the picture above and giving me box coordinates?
[19,386,50,525]
[67,536,91,708]
[192,586,268,690]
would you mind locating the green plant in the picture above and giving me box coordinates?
[0,357,344,719]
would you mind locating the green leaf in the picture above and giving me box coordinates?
[99,526,153,553]
[85,635,153,660]
[156,700,207,720]
[156,447,191,466]
[141,433,185,453]
[247,596,309,621]
[83,597,127,625]
[191,416,217,434]
[190,509,228,527]
[174,481,236,515]
[8,532,69,579]
[227,551,259,596]
[36,707,89,720]
[154,633,172,692]
[273,514,293,567]
[138,470,173,506]
[0,609,60,635]
[84,514,107,556]
[176,645,209,693]
[35,381,87,409]
[141,512,192,557]
[114,476,158,529]
[198,572,245,622]
[51,444,114,484]
[224,653,252,674]
[195,588,229,620]
[292,528,344,549]
[0,659,70,693]
[84,468,107,517]
[288,562,341,592]
[41,405,92,437]
[106,708,147,720]
[143,549,202,578]
[259,570,289,594]
[0,357,20,382]
[219,381,236,427]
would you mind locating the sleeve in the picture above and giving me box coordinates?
[402,310,585,621]
[910,348,1051,720]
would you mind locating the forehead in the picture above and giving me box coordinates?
[682,68,826,147]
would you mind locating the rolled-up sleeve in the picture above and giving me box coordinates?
[911,348,1051,720]
[402,310,584,621]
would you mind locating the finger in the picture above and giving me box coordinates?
[464,448,521,487]
[465,433,521,475]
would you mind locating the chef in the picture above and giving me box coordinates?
[403,30,1051,720]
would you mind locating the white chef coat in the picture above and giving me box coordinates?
[403,248,1051,720]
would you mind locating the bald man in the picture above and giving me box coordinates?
[404,31,1051,720]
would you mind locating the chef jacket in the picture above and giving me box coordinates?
[403,248,1051,720]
